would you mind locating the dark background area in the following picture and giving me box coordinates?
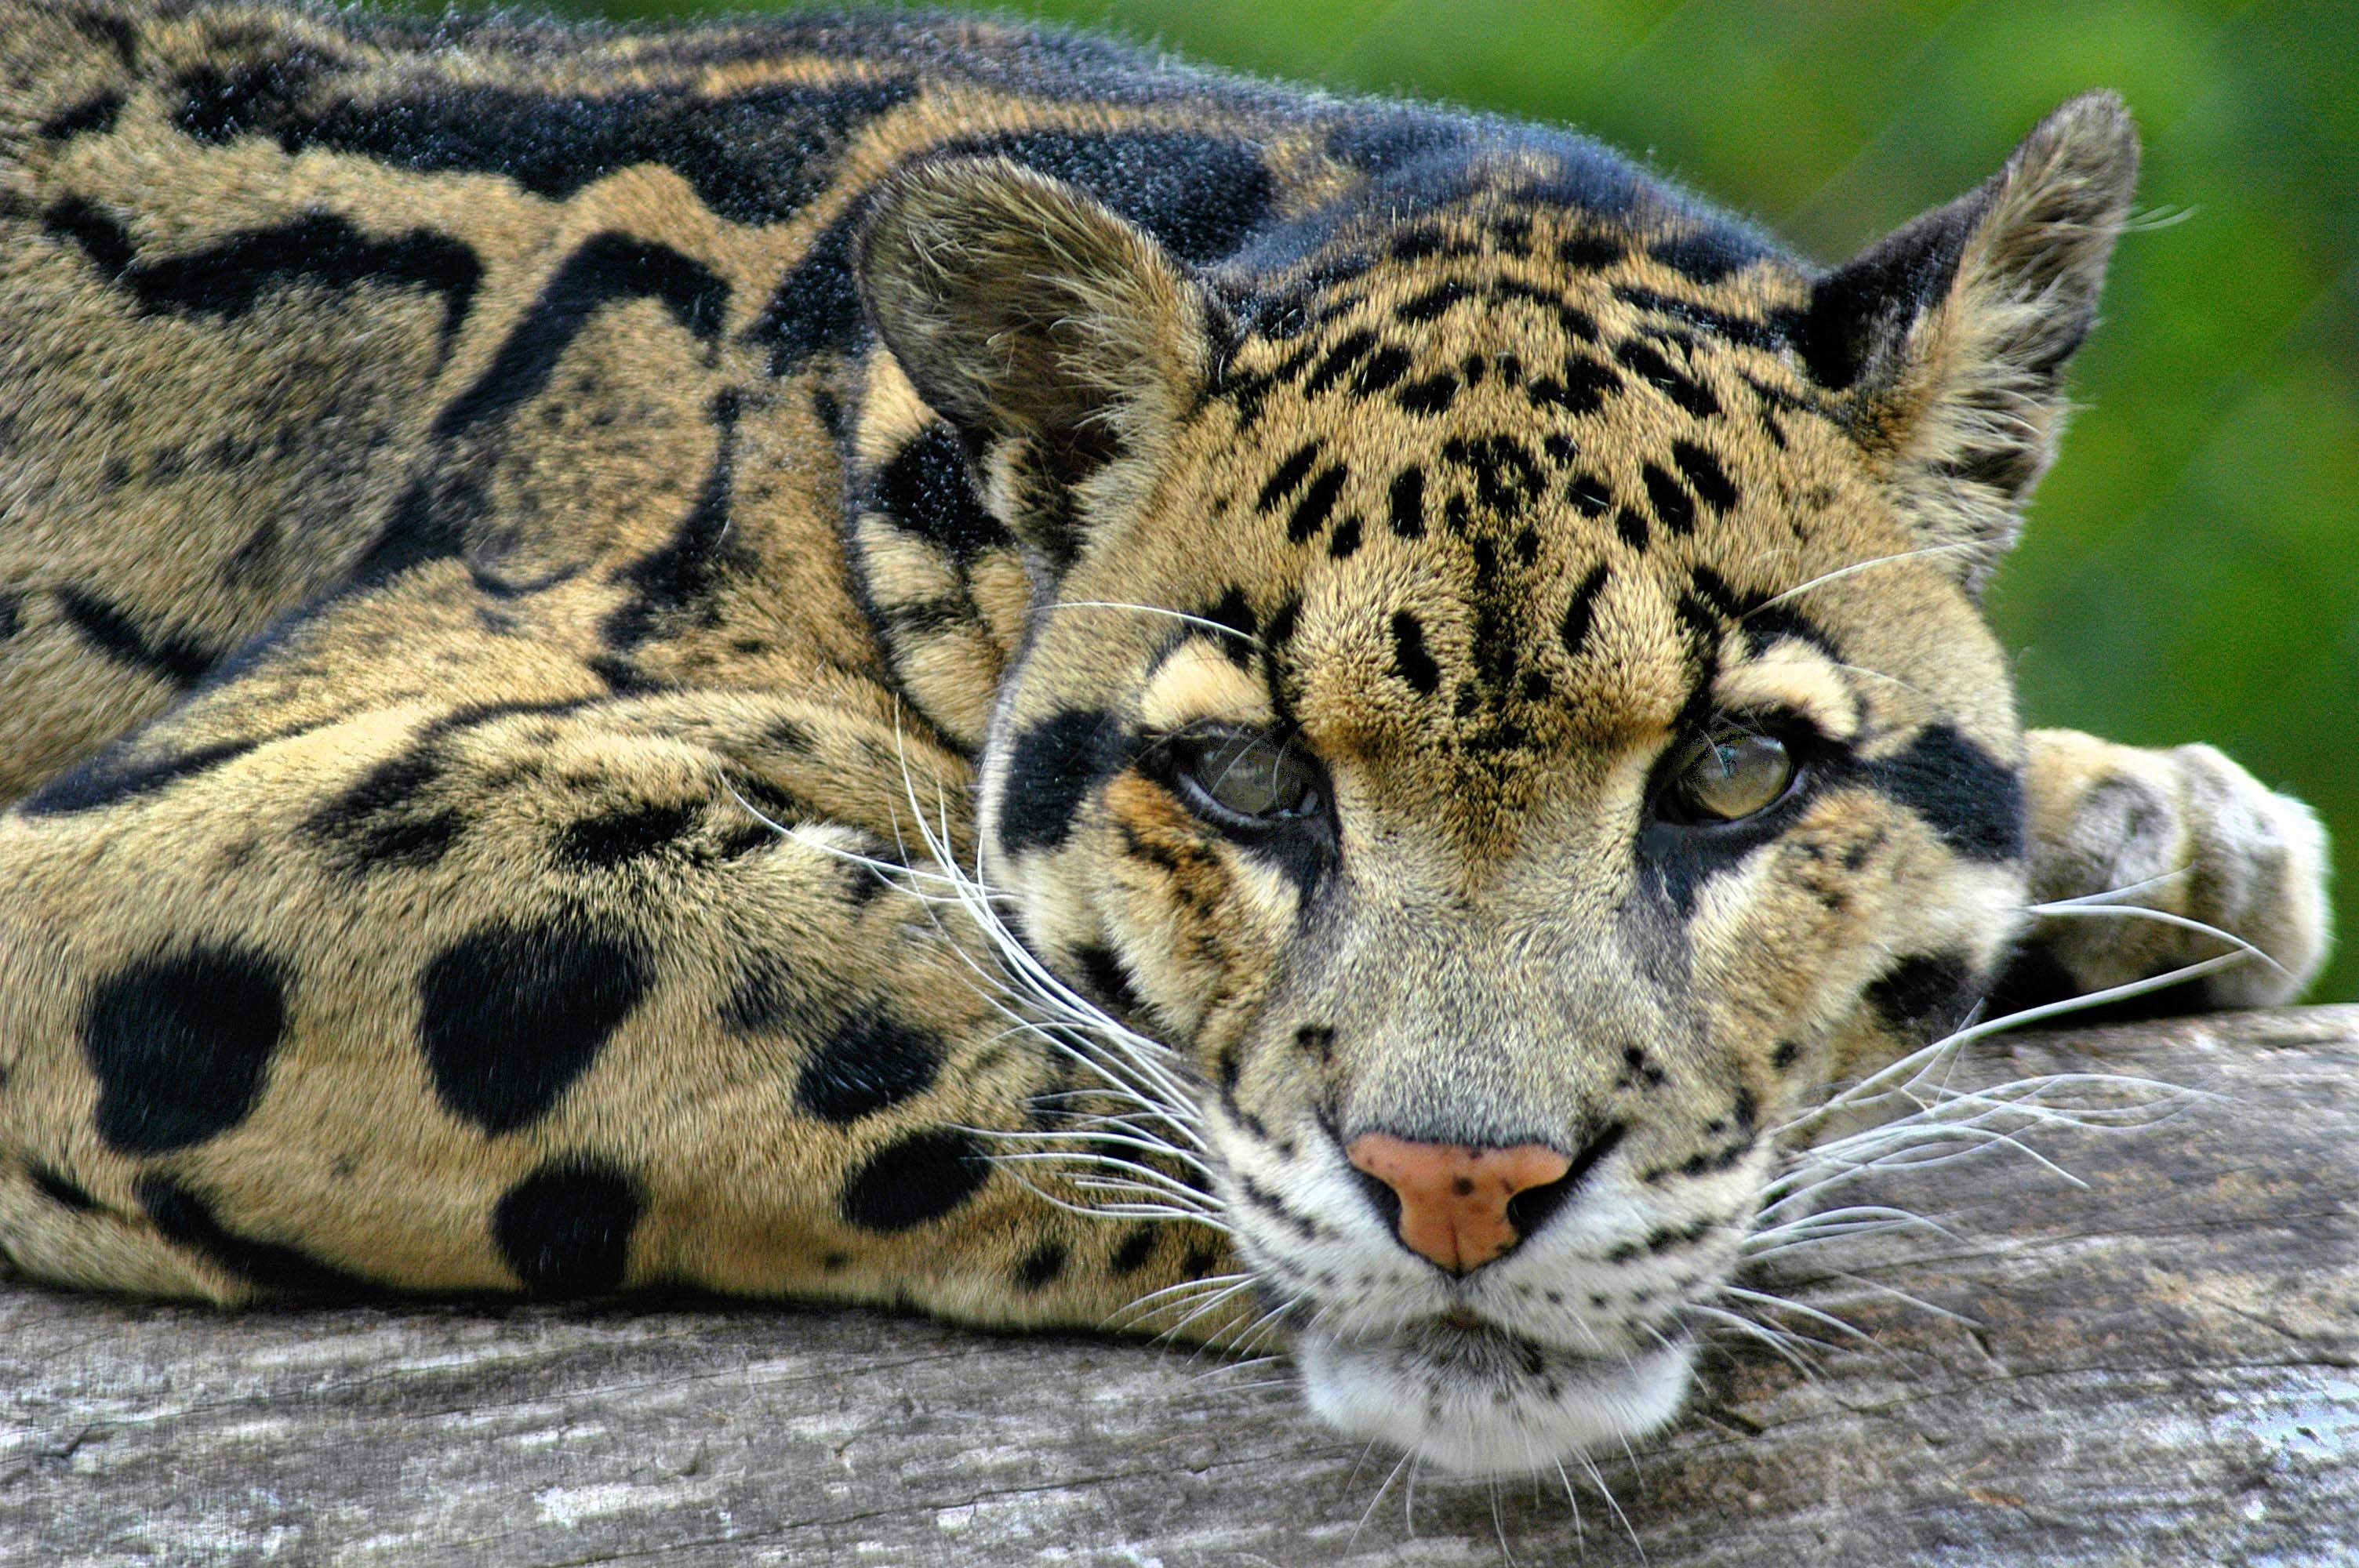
[486,0,2359,997]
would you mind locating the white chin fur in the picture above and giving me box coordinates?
[1299,1330,1692,1479]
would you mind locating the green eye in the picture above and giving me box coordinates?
[1670,730,1795,822]
[1169,728,1324,826]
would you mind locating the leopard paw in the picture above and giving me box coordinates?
[2014,728,2332,1010]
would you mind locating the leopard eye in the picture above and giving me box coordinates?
[1668,729,1795,823]
[1168,728,1323,827]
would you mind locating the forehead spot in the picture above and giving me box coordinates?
[1390,610,1441,695]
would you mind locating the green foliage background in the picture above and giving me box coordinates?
[542,0,2359,998]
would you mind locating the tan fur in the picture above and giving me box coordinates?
[0,0,2329,1477]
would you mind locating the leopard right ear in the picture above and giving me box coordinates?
[854,158,1215,572]
[1790,93,2140,597]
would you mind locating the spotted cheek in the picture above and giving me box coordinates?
[1096,774,1289,1042]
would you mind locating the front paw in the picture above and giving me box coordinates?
[2017,729,2332,1009]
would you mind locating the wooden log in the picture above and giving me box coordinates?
[3,1006,2355,1566]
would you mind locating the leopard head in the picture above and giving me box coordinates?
[852,93,2138,1476]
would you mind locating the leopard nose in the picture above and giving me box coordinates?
[1345,1134,1574,1274]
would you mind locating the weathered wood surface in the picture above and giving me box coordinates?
[3,1007,2355,1567]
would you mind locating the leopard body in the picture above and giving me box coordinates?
[0,0,2328,1475]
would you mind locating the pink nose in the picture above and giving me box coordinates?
[1346,1134,1573,1273]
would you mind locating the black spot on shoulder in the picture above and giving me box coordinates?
[1865,953,1979,1040]
[1390,611,1441,695]
[998,709,1127,855]
[1387,467,1427,539]
[1565,474,1614,518]
[138,1174,379,1298]
[434,234,727,444]
[41,90,122,140]
[840,1128,990,1232]
[85,945,289,1156]
[1864,725,2025,862]
[1327,513,1364,560]
[493,1159,643,1297]
[557,800,700,869]
[307,748,463,871]
[42,201,479,365]
[1560,564,1610,657]
[1616,506,1650,551]
[1016,1241,1067,1291]
[1111,1223,1158,1276]
[54,589,216,688]
[798,1007,944,1123]
[1529,356,1619,418]
[720,950,822,1036]
[417,920,651,1135]
[28,1162,97,1211]
[874,422,1010,561]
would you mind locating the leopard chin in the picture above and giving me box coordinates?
[1300,1319,1692,1478]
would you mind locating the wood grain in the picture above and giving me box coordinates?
[4,1006,2354,1566]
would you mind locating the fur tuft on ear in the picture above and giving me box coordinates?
[855,158,1212,568]
[1792,92,2140,595]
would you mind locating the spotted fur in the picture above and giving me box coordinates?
[0,0,2330,1479]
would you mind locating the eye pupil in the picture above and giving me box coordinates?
[1673,729,1794,822]
[1171,729,1322,826]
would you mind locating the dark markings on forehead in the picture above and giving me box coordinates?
[1648,229,1765,286]
[1558,231,1625,270]
[1397,279,1473,323]
[1389,467,1427,538]
[1257,441,1324,513]
[1616,285,1785,354]
[1493,278,1601,342]
[1353,345,1414,396]
[1616,507,1650,552]
[1614,339,1721,419]
[1567,473,1613,518]
[1302,329,1377,395]
[1527,357,1619,419]
[1389,610,1441,695]
[1395,372,1458,416]
[1199,586,1259,667]
[1288,463,1349,544]
[1441,436,1544,521]
[1560,563,1611,657]
[1643,463,1697,536]
[1673,441,1737,514]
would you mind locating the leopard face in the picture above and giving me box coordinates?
[856,96,2135,1474]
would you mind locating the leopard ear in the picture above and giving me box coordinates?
[1791,92,2139,597]
[855,158,1214,571]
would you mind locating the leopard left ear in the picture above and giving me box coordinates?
[1791,92,2139,597]
[855,157,1215,572]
